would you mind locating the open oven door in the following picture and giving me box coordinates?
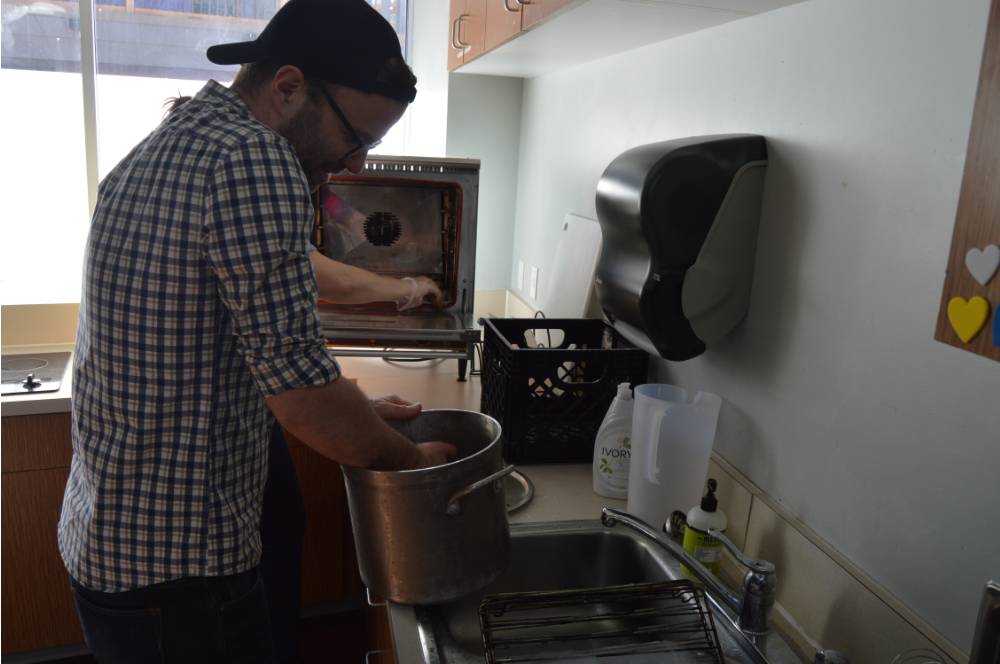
[313,155,481,379]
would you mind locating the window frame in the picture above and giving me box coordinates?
[72,0,411,215]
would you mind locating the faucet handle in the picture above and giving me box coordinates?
[707,527,777,636]
[707,528,775,575]
[814,650,851,664]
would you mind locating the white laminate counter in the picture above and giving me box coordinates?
[387,463,625,664]
[507,463,625,525]
[1,345,74,417]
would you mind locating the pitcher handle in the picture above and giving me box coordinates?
[446,465,516,515]
[646,407,670,484]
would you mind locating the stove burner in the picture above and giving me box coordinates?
[1,351,70,396]
[2,357,48,373]
[364,211,402,247]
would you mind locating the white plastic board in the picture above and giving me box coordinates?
[537,213,603,318]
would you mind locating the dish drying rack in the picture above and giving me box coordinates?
[479,579,725,663]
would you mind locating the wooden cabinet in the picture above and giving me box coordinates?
[484,0,523,52]
[283,431,364,606]
[448,0,487,71]
[286,431,399,663]
[1,413,82,654]
[0,413,387,658]
[449,0,575,72]
[521,0,573,30]
[365,603,398,664]
[450,0,798,78]
[448,0,465,72]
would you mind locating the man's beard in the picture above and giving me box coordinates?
[281,104,339,190]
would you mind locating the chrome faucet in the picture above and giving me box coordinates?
[601,507,777,640]
[970,580,999,664]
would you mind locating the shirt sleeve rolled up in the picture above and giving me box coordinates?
[203,133,340,396]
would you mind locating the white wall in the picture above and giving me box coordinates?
[446,73,524,290]
[405,0,450,156]
[508,0,1000,652]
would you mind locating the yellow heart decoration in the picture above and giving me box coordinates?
[947,296,991,343]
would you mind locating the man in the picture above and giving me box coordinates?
[163,80,447,662]
[57,1,455,661]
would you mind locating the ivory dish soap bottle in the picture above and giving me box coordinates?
[592,383,634,499]
[682,479,727,575]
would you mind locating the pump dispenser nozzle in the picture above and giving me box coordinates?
[701,478,719,512]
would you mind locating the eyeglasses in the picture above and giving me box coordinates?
[316,85,381,159]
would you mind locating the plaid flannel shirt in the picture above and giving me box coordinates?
[58,80,340,591]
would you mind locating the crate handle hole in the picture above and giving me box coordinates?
[523,328,566,348]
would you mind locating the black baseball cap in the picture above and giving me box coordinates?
[207,0,416,103]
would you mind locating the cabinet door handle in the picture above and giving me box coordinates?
[453,14,471,51]
[516,0,534,5]
[503,0,520,12]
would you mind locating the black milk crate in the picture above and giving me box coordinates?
[479,318,648,464]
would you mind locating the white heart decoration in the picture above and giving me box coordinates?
[965,244,1000,286]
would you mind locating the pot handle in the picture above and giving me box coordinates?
[365,586,386,608]
[446,464,516,515]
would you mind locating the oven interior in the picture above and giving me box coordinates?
[309,156,481,377]
[313,177,463,311]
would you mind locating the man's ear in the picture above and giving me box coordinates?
[269,65,310,119]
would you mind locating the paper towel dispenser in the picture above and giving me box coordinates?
[595,134,768,361]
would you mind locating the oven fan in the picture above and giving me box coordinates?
[363,211,402,247]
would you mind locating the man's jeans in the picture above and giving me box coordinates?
[71,568,274,663]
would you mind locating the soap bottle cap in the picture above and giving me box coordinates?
[701,478,718,512]
[616,383,633,400]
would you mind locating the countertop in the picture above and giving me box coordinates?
[506,463,625,525]
[1,345,74,417]
[386,463,625,664]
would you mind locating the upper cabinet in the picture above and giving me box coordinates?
[521,0,574,30]
[448,0,488,72]
[449,0,574,72]
[484,0,522,52]
[448,0,806,77]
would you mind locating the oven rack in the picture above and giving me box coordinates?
[479,579,725,663]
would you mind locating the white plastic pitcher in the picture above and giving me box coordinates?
[626,384,722,528]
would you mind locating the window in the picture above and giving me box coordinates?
[1,0,409,305]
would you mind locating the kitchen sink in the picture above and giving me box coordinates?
[388,520,805,664]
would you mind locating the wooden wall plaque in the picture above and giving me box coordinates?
[935,0,1000,362]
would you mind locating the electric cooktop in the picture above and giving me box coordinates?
[1,352,71,396]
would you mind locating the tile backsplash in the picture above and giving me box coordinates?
[1,304,79,348]
[710,455,962,664]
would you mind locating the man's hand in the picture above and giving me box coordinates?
[371,394,421,420]
[415,276,445,309]
[411,442,459,468]
[398,276,444,311]
[268,381,458,471]
[371,395,458,467]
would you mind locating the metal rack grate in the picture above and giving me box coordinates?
[479,580,725,663]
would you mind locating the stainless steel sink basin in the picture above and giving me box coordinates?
[388,520,805,664]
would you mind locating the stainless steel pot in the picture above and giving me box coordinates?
[342,409,513,605]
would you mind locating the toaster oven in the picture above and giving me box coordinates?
[312,155,480,380]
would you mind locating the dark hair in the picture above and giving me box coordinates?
[231,61,284,95]
[163,94,192,115]
[375,56,417,95]
[231,57,415,102]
